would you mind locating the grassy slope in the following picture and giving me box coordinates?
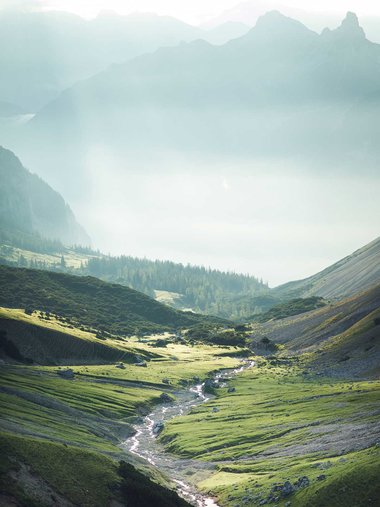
[0,330,240,506]
[250,297,326,323]
[0,307,165,365]
[307,307,380,378]
[0,243,97,269]
[0,265,222,336]
[161,361,380,507]
[0,431,190,507]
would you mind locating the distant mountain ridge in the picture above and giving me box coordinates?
[18,10,380,186]
[0,9,248,111]
[0,146,90,247]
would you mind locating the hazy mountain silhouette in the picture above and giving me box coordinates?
[18,11,380,179]
[0,146,90,246]
[0,9,250,111]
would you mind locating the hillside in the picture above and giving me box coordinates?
[250,284,380,378]
[0,308,164,366]
[0,265,221,336]
[274,236,380,300]
[85,255,268,318]
[0,146,89,247]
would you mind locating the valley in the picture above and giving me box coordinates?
[0,252,379,506]
[0,3,379,506]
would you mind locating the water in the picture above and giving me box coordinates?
[123,359,255,507]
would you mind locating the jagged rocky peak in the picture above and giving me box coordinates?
[337,11,366,39]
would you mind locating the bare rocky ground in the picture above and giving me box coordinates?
[253,420,380,460]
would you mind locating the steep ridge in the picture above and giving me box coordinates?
[274,236,380,299]
[0,146,90,246]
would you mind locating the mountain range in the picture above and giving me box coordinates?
[4,10,378,198]
[0,9,249,112]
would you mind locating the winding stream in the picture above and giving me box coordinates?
[123,359,255,507]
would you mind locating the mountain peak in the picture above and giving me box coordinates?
[342,11,360,28]
[337,11,365,39]
[249,10,316,41]
[256,10,299,27]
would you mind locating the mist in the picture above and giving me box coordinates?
[1,6,379,287]
[63,149,378,287]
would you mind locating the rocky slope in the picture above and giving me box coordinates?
[274,236,380,300]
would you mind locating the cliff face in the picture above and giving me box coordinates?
[0,146,90,246]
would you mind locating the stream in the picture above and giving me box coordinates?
[122,359,255,507]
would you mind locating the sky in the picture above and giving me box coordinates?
[3,0,380,24]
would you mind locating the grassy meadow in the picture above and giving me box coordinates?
[160,360,380,506]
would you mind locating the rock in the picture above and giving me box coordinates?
[294,476,310,489]
[152,339,168,348]
[228,387,236,393]
[212,407,220,413]
[134,361,147,367]
[204,378,219,390]
[159,393,173,403]
[162,378,170,384]
[152,421,165,435]
[317,475,326,481]
[281,481,294,497]
[285,502,291,507]
[115,363,125,369]
[57,368,74,379]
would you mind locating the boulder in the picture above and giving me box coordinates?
[134,361,147,368]
[294,476,310,489]
[152,421,165,435]
[159,393,173,403]
[228,387,236,393]
[57,368,74,379]
[281,481,294,497]
[204,378,219,390]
